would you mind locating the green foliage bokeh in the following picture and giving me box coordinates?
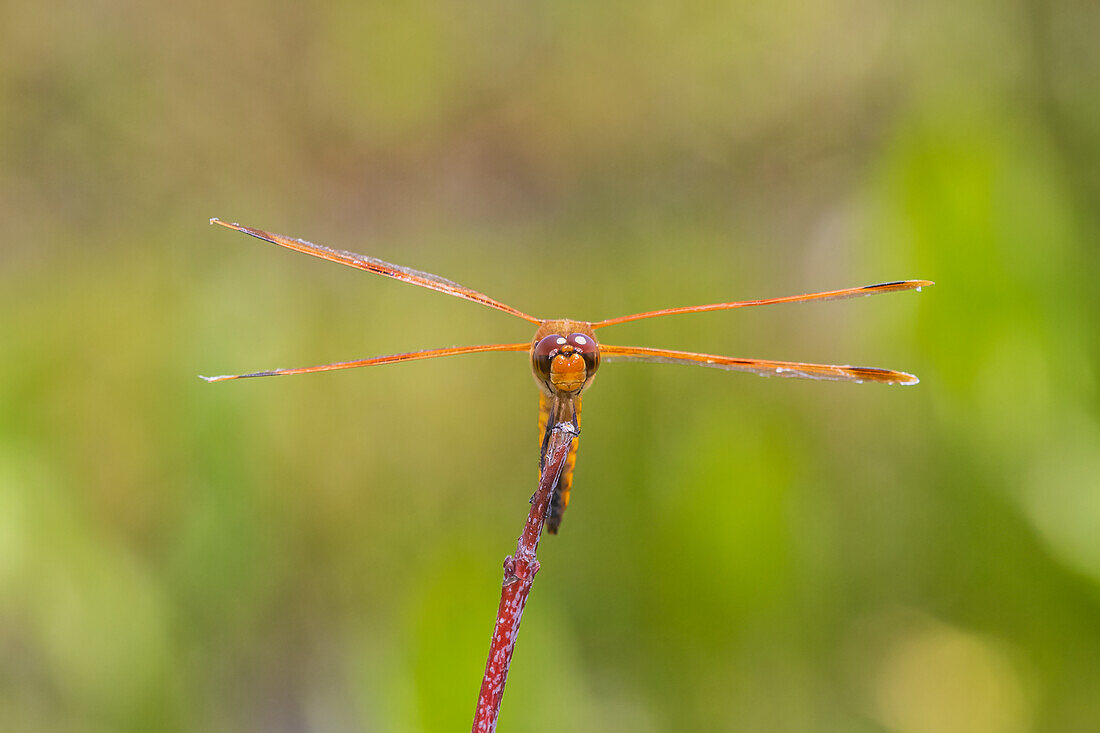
[2,2,1098,731]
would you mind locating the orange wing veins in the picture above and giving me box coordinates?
[592,280,932,329]
[600,345,919,385]
[211,219,540,324]
[201,343,530,382]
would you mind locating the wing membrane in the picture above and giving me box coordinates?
[211,219,540,323]
[201,343,529,382]
[600,345,918,385]
[592,280,932,329]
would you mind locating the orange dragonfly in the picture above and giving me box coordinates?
[204,219,931,533]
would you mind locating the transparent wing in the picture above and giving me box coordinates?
[201,343,530,382]
[592,280,932,329]
[600,345,919,385]
[211,219,540,323]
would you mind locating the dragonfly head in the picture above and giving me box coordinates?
[532,328,600,395]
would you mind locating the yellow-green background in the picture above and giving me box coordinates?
[3,2,1098,731]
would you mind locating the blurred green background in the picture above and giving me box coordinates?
[2,1,1098,731]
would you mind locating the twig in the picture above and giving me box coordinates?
[472,416,579,732]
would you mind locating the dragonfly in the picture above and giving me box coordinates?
[204,219,931,533]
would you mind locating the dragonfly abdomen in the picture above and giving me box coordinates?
[538,393,581,534]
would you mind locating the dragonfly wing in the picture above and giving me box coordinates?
[201,343,530,382]
[592,280,932,328]
[211,219,540,323]
[600,345,919,385]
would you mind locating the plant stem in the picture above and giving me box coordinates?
[471,417,578,732]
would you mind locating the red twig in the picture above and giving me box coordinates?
[472,418,579,732]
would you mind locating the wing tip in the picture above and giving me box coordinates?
[872,369,919,386]
[863,279,935,293]
[848,366,921,386]
[210,218,241,231]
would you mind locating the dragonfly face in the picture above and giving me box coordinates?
[531,320,600,397]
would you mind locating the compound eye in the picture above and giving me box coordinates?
[567,333,600,374]
[532,334,566,381]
